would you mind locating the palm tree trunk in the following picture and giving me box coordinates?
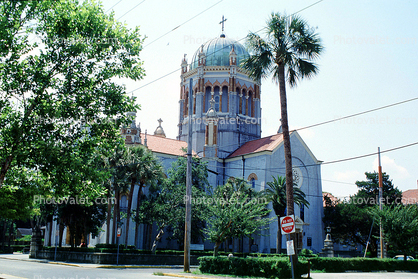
[124,179,136,247]
[112,190,119,244]
[106,183,111,244]
[278,64,297,265]
[134,183,144,248]
[277,219,282,254]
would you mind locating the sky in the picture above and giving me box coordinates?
[100,0,418,199]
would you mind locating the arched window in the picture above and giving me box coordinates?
[248,91,253,117]
[236,87,240,114]
[300,204,305,222]
[222,86,228,112]
[205,86,211,112]
[241,89,246,115]
[247,173,258,189]
[214,95,220,112]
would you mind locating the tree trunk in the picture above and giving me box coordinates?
[112,190,120,244]
[278,64,297,265]
[277,219,282,254]
[214,241,222,257]
[134,183,144,248]
[48,219,52,246]
[124,179,136,247]
[106,184,112,244]
[151,226,165,254]
[58,222,64,247]
[147,223,153,250]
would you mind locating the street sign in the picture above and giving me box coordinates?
[286,240,295,255]
[117,228,121,237]
[280,215,295,235]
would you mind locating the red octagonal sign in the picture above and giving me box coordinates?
[280,215,295,235]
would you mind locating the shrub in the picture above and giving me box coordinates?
[199,256,309,278]
[309,257,418,272]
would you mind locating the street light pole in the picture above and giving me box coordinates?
[378,147,384,258]
[184,78,193,272]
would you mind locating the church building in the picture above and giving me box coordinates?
[46,32,324,254]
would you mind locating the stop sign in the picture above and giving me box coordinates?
[280,215,295,234]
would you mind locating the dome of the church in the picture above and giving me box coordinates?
[190,35,249,70]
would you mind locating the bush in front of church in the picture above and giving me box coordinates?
[198,256,309,278]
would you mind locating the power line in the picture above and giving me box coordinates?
[127,0,325,94]
[117,0,146,21]
[296,96,418,132]
[106,0,123,13]
[143,0,224,48]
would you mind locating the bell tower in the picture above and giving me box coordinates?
[177,32,261,159]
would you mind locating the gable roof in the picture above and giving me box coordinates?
[402,188,418,205]
[227,133,285,158]
[127,134,188,157]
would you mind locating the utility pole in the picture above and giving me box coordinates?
[378,147,384,258]
[184,78,193,272]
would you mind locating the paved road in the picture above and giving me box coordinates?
[0,254,417,279]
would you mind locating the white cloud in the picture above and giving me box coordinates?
[372,155,411,190]
[372,155,410,179]
[322,170,363,199]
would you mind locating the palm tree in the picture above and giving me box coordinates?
[132,148,164,249]
[123,145,163,248]
[262,175,309,254]
[243,13,322,222]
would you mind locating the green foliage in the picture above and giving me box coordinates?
[205,178,273,256]
[16,235,32,242]
[309,257,418,272]
[137,155,209,249]
[323,171,402,257]
[0,0,145,221]
[369,204,418,259]
[299,248,318,258]
[199,256,309,278]
[242,12,323,87]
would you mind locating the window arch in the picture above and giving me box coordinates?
[247,173,258,188]
[241,89,246,115]
[222,86,228,112]
[204,86,211,112]
[248,91,253,117]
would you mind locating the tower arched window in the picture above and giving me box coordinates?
[236,87,240,114]
[248,91,253,117]
[241,89,246,115]
[205,86,211,112]
[222,86,228,112]
[214,95,220,112]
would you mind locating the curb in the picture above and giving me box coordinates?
[160,273,206,279]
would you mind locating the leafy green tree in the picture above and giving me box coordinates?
[205,178,273,256]
[136,156,209,253]
[323,171,402,257]
[243,12,323,225]
[263,175,309,253]
[370,204,418,261]
[0,0,144,195]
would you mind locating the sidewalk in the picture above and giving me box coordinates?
[1,253,418,279]
[0,253,187,269]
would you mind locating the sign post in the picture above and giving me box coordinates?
[280,215,295,279]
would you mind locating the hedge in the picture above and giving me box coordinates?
[309,257,418,272]
[198,256,309,278]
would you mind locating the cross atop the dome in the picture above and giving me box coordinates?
[157,118,163,127]
[219,15,227,33]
